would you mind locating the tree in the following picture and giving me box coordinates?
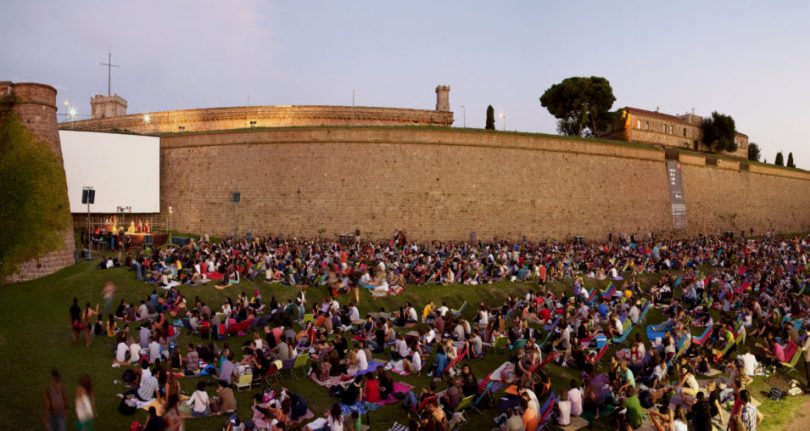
[787,152,796,168]
[539,76,616,137]
[485,105,495,130]
[775,152,784,166]
[747,142,761,162]
[700,112,737,153]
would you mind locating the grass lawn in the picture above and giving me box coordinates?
[0,258,805,430]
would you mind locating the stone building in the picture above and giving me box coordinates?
[598,107,748,158]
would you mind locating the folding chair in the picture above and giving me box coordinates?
[235,373,253,392]
[781,349,802,374]
[290,354,309,379]
[453,394,476,421]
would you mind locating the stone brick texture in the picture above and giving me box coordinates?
[141,127,809,242]
[2,82,76,283]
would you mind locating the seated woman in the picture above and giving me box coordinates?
[676,365,700,399]
[187,381,211,417]
[394,349,422,375]
[113,336,130,367]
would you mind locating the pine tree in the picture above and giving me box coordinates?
[787,152,795,168]
[775,152,784,166]
[485,105,495,130]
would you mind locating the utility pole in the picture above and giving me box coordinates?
[100,53,120,96]
[352,90,356,124]
[460,105,466,128]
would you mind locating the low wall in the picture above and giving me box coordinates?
[146,127,810,241]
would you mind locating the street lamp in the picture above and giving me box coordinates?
[459,105,466,128]
[168,206,173,244]
[68,107,77,121]
[63,100,69,122]
[499,112,506,131]
[143,113,151,124]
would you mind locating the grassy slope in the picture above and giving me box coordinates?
[0,260,801,430]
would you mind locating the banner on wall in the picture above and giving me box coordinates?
[666,160,687,229]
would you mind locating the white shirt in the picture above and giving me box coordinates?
[148,341,162,363]
[424,329,436,344]
[479,310,489,326]
[557,400,571,425]
[406,307,418,322]
[116,342,129,362]
[395,339,409,358]
[349,306,360,321]
[437,306,449,316]
[327,416,344,431]
[356,349,368,371]
[411,352,422,372]
[740,352,758,376]
[188,390,210,413]
[568,388,583,416]
[614,318,624,335]
[129,343,142,362]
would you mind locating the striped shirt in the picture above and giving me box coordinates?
[137,375,159,400]
[219,360,236,384]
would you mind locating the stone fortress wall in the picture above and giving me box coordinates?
[1,82,76,282]
[151,127,810,241]
[59,83,810,243]
[63,105,454,135]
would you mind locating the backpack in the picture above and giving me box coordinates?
[768,387,785,401]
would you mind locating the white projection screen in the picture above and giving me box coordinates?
[59,130,160,213]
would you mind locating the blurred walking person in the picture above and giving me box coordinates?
[75,373,96,431]
[43,369,68,431]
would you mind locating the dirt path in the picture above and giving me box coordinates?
[783,398,810,430]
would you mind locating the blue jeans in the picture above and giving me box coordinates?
[48,413,66,431]
[402,390,418,411]
[132,261,143,280]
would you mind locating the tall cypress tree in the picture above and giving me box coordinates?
[485,105,495,130]
[787,152,795,168]
[775,152,784,166]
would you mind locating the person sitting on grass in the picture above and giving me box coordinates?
[211,379,237,415]
[187,381,211,418]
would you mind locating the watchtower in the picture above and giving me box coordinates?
[435,85,450,112]
[91,94,128,119]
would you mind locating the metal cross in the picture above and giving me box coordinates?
[100,53,119,96]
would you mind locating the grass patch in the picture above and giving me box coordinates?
[0,259,805,430]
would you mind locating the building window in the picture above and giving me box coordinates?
[645,121,649,130]
[637,120,641,129]
[683,127,687,137]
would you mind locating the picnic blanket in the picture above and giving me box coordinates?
[372,382,413,406]
[355,360,386,377]
[490,361,516,384]
[339,402,369,416]
[133,394,189,415]
[310,373,353,388]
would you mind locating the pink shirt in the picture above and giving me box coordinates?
[773,342,786,363]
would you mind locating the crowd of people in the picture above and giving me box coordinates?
[49,232,810,431]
